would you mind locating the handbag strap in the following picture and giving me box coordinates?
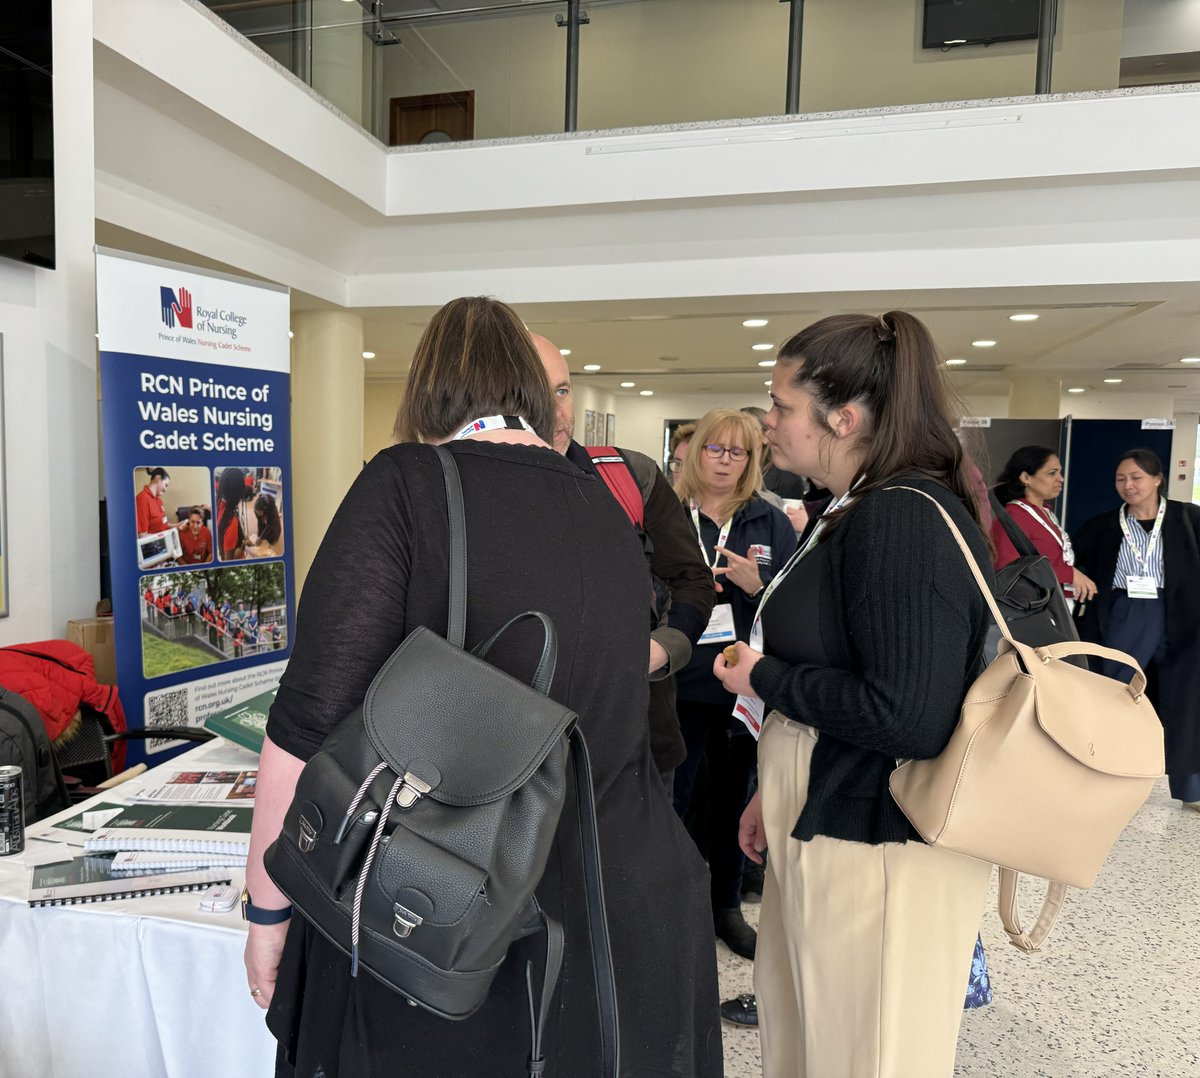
[988,491,1040,560]
[434,445,468,649]
[998,869,1069,953]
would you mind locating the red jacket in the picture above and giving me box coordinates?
[0,640,128,769]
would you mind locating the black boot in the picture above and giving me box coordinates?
[740,858,764,904]
[714,906,756,959]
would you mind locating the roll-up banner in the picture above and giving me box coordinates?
[96,249,294,765]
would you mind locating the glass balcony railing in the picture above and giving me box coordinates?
[199,0,1200,149]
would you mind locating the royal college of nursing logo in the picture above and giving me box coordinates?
[160,285,194,329]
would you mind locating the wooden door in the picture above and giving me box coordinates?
[389,91,475,146]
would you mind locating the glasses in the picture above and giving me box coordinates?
[702,443,748,462]
[667,459,683,473]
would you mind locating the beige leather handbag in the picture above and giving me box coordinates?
[886,487,1165,951]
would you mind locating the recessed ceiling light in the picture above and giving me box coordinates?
[583,363,601,371]
[1103,378,1123,384]
[559,348,571,356]
[1180,356,1200,364]
[763,380,772,386]
[972,340,997,348]
[1008,313,1039,322]
[1067,387,1086,393]
[751,343,775,351]
[945,358,968,366]
[639,390,654,396]
[757,359,776,368]
[742,319,769,328]
[362,351,376,359]
[620,381,636,388]
[288,330,294,338]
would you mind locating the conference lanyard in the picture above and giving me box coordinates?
[1119,498,1165,573]
[1010,500,1075,565]
[731,486,855,740]
[689,506,733,571]
[748,485,856,651]
[451,415,535,441]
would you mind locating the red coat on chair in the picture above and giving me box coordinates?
[0,640,129,770]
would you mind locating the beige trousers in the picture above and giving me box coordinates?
[755,714,992,1078]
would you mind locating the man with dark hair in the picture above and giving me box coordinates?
[533,334,715,784]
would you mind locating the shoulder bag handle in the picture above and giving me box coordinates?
[988,491,1040,560]
[883,485,1101,956]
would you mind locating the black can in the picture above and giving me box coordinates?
[0,765,25,856]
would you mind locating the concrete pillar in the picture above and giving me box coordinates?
[290,309,364,592]
[1008,376,1062,419]
[311,0,367,128]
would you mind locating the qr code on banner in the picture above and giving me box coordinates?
[144,685,190,752]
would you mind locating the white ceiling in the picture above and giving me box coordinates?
[350,283,1200,409]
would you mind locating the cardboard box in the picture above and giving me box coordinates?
[66,617,117,685]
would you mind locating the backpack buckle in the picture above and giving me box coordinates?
[392,903,424,938]
[395,772,432,809]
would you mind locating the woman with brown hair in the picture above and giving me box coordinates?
[242,296,721,1077]
[714,312,994,1076]
[673,408,795,960]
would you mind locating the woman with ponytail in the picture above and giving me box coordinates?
[714,312,995,1076]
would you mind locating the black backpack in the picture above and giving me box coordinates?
[988,493,1083,665]
[265,446,618,1078]
[0,686,72,825]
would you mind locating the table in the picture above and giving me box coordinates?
[0,739,277,1078]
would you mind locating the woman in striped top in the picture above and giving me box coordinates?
[1073,448,1200,810]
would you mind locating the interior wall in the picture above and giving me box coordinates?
[0,3,99,643]
[364,383,402,461]
[380,0,1121,142]
[1122,0,1200,57]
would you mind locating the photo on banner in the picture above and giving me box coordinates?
[97,249,295,764]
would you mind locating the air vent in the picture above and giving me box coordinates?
[658,355,679,363]
[946,364,1008,373]
[1109,363,1168,370]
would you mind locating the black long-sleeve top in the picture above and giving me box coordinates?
[749,476,993,845]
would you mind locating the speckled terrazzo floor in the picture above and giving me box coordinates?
[718,778,1200,1077]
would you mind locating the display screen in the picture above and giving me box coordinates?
[923,0,1041,49]
[0,4,54,269]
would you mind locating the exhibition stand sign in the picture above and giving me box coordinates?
[97,249,294,765]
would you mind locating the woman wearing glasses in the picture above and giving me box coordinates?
[673,408,795,960]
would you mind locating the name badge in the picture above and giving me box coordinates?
[1126,575,1157,599]
[699,603,737,645]
[748,544,771,567]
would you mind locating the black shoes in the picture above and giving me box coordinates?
[714,906,757,960]
[720,993,758,1027]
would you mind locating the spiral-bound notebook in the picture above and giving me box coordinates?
[82,802,253,856]
[28,853,232,907]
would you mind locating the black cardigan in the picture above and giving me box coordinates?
[749,476,993,846]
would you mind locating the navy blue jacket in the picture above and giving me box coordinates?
[676,494,797,705]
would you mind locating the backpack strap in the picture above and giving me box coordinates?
[585,447,645,530]
[568,726,620,1076]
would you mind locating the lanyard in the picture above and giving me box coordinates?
[747,485,856,651]
[1010,500,1066,552]
[1119,498,1165,571]
[689,506,733,571]
[451,415,535,441]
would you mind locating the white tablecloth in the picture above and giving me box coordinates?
[0,740,277,1078]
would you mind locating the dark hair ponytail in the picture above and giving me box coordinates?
[994,445,1057,504]
[776,310,981,528]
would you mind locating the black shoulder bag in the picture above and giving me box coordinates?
[987,493,1082,663]
[265,446,619,1077]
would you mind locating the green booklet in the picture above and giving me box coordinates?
[28,851,232,906]
[82,802,253,855]
[203,686,277,754]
